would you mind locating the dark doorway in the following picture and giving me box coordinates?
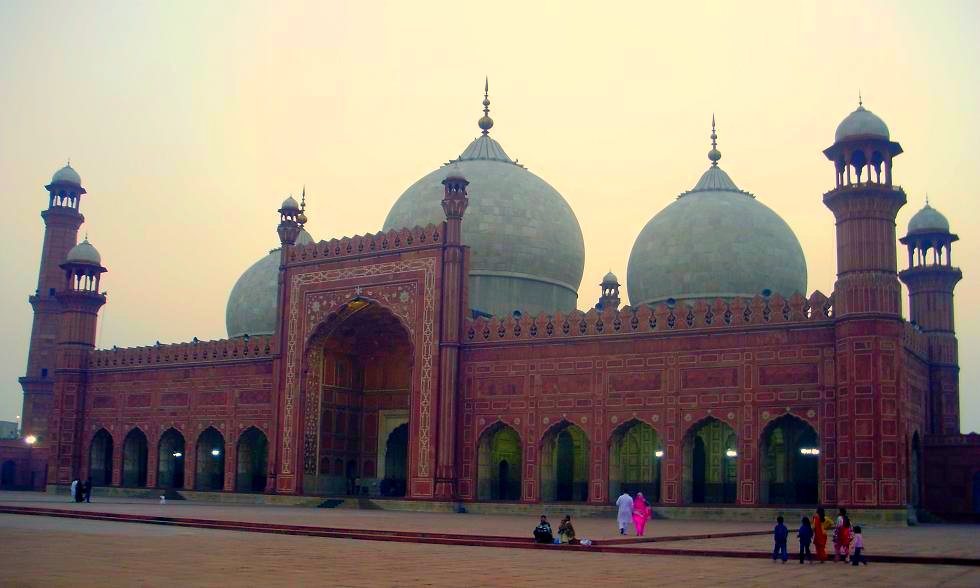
[498,460,510,499]
[89,429,114,486]
[0,461,15,489]
[973,471,980,514]
[236,427,268,493]
[195,427,225,491]
[382,424,408,497]
[122,429,148,487]
[693,437,706,503]
[556,431,575,501]
[157,429,185,489]
[476,423,522,500]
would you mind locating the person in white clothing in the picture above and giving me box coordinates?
[615,491,634,535]
[70,479,78,502]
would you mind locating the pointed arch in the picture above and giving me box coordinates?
[157,428,186,489]
[540,420,589,502]
[380,423,409,497]
[681,417,737,504]
[236,427,268,493]
[608,419,663,503]
[476,422,522,500]
[759,414,819,505]
[195,427,225,491]
[121,427,148,487]
[88,428,114,486]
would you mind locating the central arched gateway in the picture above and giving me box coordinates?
[304,300,414,497]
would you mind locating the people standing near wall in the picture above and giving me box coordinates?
[70,479,79,502]
[83,478,92,503]
[615,491,633,535]
[812,507,832,562]
[632,492,651,536]
[772,515,789,563]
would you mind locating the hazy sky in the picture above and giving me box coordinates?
[1,1,978,432]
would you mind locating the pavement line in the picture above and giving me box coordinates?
[1,506,977,567]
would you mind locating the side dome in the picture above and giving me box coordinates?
[627,135,807,306]
[66,238,101,265]
[383,102,585,317]
[226,229,313,338]
[908,203,950,234]
[835,104,889,142]
[51,164,82,187]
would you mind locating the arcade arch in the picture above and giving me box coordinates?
[157,428,185,489]
[682,418,737,504]
[608,420,662,503]
[89,429,114,486]
[760,415,819,505]
[195,427,225,491]
[236,427,268,493]
[476,422,522,501]
[121,428,148,487]
[540,422,589,502]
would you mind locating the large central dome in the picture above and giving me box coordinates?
[627,122,807,306]
[383,87,585,317]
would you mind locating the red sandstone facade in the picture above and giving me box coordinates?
[6,119,977,520]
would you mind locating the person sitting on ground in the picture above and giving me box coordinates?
[558,515,578,545]
[533,515,554,544]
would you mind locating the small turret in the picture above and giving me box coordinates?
[596,271,621,311]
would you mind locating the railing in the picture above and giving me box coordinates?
[289,224,443,263]
[90,335,274,369]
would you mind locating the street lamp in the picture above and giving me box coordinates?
[24,435,37,490]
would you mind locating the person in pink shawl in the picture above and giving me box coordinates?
[632,492,651,536]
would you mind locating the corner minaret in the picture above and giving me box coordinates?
[822,100,906,317]
[47,238,107,485]
[19,163,87,444]
[822,100,907,509]
[899,201,962,434]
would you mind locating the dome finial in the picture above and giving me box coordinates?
[478,77,494,135]
[708,114,721,166]
[858,90,863,108]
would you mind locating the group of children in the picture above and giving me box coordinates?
[773,507,868,565]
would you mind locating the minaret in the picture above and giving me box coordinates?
[899,201,962,434]
[434,165,469,500]
[596,271,621,311]
[19,163,87,444]
[822,99,906,508]
[47,238,107,485]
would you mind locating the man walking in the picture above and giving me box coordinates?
[615,491,634,535]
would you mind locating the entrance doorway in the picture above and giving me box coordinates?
[195,427,225,491]
[608,420,662,503]
[236,427,268,492]
[0,461,15,489]
[382,424,408,497]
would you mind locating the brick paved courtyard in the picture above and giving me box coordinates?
[0,492,978,587]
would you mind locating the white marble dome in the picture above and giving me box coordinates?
[51,164,82,187]
[226,229,313,338]
[383,119,585,318]
[66,239,102,265]
[835,104,889,143]
[627,156,807,306]
[908,203,950,234]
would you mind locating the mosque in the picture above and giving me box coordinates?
[4,86,979,522]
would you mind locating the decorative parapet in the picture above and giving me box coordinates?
[288,224,443,263]
[464,291,833,343]
[90,335,274,369]
[902,322,930,361]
